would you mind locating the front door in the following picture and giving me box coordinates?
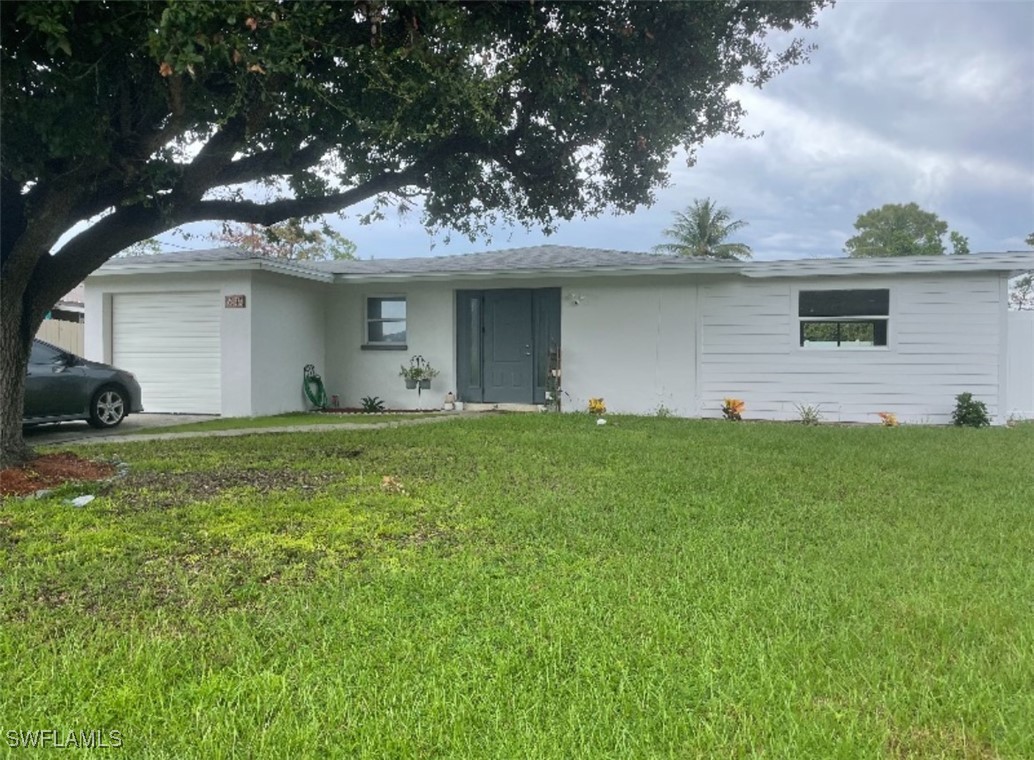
[483,289,534,403]
[456,288,560,405]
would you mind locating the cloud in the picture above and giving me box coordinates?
[153,1,1034,261]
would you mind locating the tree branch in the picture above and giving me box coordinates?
[214,138,331,187]
[174,116,249,200]
[179,162,428,226]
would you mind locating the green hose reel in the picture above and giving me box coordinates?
[303,364,328,410]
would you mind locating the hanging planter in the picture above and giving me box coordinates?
[399,355,439,395]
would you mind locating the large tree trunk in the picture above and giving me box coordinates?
[0,269,39,467]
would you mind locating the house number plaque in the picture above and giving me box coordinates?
[224,294,247,308]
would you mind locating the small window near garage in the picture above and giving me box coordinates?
[365,296,407,348]
[799,289,889,349]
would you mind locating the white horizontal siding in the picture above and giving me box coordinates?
[698,274,1003,424]
[1005,311,1034,419]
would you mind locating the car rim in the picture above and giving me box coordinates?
[97,392,124,424]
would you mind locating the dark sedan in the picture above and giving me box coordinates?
[24,339,143,428]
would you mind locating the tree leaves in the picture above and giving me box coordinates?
[654,198,753,260]
[844,203,967,258]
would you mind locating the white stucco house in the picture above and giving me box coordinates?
[83,246,1034,424]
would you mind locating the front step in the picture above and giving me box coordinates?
[462,402,545,413]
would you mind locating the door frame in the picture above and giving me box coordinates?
[456,288,560,404]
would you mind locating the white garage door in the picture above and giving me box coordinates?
[112,292,221,414]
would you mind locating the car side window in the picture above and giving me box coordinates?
[29,342,63,364]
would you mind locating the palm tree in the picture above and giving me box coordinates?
[654,198,752,260]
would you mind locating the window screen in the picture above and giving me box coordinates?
[799,289,889,348]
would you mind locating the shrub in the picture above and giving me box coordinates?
[588,398,606,415]
[361,396,386,413]
[722,398,744,421]
[952,392,990,428]
[795,403,822,426]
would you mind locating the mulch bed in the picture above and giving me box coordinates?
[322,408,438,414]
[0,453,116,498]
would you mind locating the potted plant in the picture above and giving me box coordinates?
[400,355,439,391]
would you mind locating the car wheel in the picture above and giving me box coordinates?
[88,386,127,428]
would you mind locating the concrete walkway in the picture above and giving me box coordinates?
[60,412,477,445]
[24,413,218,446]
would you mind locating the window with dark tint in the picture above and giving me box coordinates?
[799,289,889,348]
[799,289,889,318]
[29,342,63,364]
[365,297,407,345]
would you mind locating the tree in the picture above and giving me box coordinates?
[949,230,970,256]
[213,219,357,260]
[1,0,828,464]
[844,203,970,257]
[654,198,752,260]
[1011,275,1034,310]
[1025,232,1034,247]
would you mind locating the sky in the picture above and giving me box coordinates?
[159,0,1034,262]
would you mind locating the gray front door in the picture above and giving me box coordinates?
[483,289,534,403]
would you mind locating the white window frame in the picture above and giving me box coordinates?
[364,294,408,348]
[794,286,892,351]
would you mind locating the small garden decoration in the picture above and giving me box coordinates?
[722,398,744,421]
[877,411,899,427]
[588,397,606,415]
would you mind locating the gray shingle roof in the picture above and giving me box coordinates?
[308,245,682,275]
[106,247,259,265]
[95,244,1034,281]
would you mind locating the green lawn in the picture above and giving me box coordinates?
[134,410,442,434]
[3,416,1032,757]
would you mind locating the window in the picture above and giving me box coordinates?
[365,296,407,347]
[29,341,64,364]
[799,289,889,348]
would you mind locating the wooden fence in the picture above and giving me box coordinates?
[35,319,84,356]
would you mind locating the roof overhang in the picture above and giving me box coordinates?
[88,250,1034,285]
[89,256,333,283]
[742,252,1034,279]
[328,260,744,284]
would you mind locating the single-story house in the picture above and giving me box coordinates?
[83,246,1034,424]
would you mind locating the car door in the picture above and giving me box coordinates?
[24,342,88,418]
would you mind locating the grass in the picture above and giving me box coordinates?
[131,410,441,434]
[2,415,1033,757]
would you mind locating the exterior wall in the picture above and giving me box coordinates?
[249,272,329,416]
[85,271,253,416]
[323,275,698,416]
[1005,310,1034,420]
[86,264,1020,424]
[698,272,1005,424]
[324,282,458,410]
[560,278,697,415]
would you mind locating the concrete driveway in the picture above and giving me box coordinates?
[24,413,217,446]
